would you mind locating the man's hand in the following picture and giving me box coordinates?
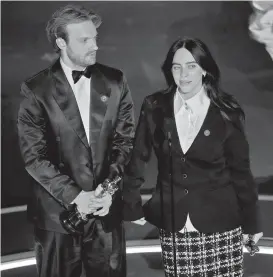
[131,217,147,226]
[90,184,113,217]
[72,190,98,215]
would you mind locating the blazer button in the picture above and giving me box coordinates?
[183,174,187,179]
[86,162,91,168]
[184,189,189,194]
[181,157,186,162]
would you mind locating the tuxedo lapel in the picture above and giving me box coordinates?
[89,65,111,165]
[51,59,90,150]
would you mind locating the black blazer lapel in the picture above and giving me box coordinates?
[164,88,216,157]
[162,87,176,132]
[185,102,216,156]
[89,65,111,165]
[161,87,183,155]
[51,59,90,150]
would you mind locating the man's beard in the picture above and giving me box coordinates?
[67,49,96,67]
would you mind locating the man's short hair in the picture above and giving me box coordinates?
[46,4,102,52]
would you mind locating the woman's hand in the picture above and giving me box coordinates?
[243,232,263,256]
[243,232,263,244]
[131,217,147,225]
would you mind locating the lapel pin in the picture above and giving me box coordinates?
[204,130,210,136]
[101,95,108,102]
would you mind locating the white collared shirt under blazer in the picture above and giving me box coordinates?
[60,58,91,144]
[174,86,210,232]
[60,59,92,204]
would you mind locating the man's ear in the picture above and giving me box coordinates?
[202,72,207,77]
[56,37,66,50]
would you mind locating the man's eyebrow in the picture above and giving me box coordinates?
[78,35,98,40]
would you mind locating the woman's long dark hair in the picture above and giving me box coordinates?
[162,37,245,122]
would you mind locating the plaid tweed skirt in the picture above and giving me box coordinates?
[159,227,243,277]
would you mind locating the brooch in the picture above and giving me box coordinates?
[101,95,108,102]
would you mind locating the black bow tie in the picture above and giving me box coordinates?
[72,65,94,84]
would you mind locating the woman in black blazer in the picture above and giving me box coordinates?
[123,37,263,277]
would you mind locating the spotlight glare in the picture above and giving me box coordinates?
[1,258,36,271]
[126,245,162,253]
[1,246,273,271]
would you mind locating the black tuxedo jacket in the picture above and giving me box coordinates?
[17,59,135,233]
[123,87,261,234]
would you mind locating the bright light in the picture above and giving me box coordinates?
[246,246,273,255]
[126,245,162,253]
[126,246,273,255]
[1,258,36,271]
[1,246,273,271]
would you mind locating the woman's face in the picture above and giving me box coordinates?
[172,47,205,99]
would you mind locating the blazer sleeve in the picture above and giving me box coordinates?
[123,98,153,221]
[224,115,261,234]
[107,74,136,180]
[17,82,81,208]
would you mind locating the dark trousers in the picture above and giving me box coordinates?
[34,219,126,277]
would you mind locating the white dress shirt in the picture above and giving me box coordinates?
[174,86,210,232]
[60,58,91,144]
[60,59,92,205]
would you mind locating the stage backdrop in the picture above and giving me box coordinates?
[2,1,273,207]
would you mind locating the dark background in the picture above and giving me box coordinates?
[2,1,273,208]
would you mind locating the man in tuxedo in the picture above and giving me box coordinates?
[17,4,135,277]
